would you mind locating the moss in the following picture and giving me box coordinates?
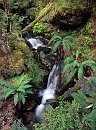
[0,51,25,78]
[26,58,46,85]
[9,33,33,58]
[39,0,90,22]
[75,18,96,61]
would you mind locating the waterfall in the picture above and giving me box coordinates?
[27,38,44,49]
[22,32,60,122]
[35,63,59,121]
[22,32,48,50]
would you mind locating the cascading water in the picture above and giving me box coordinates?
[27,38,43,49]
[22,32,60,122]
[22,32,50,50]
[35,63,59,122]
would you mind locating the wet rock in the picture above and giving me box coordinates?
[39,51,53,69]
[20,17,32,29]
[46,99,59,107]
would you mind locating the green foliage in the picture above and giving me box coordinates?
[0,74,33,105]
[76,18,96,61]
[35,100,84,130]
[50,35,76,53]
[72,77,96,130]
[33,22,49,36]
[11,14,24,33]
[26,8,36,19]
[72,90,88,108]
[63,51,96,83]
[40,0,89,23]
[26,58,45,85]
[12,119,28,130]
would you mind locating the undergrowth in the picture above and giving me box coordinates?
[26,58,45,85]
[35,100,83,130]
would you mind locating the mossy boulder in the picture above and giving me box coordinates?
[23,0,92,32]
[43,0,91,29]
[0,51,25,78]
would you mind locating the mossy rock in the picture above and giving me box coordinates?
[37,0,91,30]
[8,33,33,58]
[0,51,25,78]
[75,18,96,61]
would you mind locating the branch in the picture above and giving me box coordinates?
[22,2,53,33]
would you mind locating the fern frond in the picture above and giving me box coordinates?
[50,35,62,43]
[0,79,15,88]
[67,68,77,83]
[82,60,95,66]
[78,64,83,80]
[52,41,61,52]
[63,62,74,73]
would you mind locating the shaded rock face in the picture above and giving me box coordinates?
[51,8,91,30]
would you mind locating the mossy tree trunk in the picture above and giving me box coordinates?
[22,2,53,32]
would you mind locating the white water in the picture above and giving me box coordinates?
[35,64,59,119]
[27,38,44,49]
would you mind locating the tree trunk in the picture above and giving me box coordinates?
[22,2,53,32]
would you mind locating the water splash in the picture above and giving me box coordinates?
[35,64,59,120]
[22,32,44,49]
[27,38,44,49]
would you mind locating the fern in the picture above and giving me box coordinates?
[67,68,77,83]
[78,64,83,79]
[72,77,96,130]
[50,35,76,53]
[0,74,33,105]
[72,90,87,107]
[50,35,62,42]
[63,51,96,83]
[52,41,61,52]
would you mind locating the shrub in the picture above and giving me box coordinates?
[35,100,83,130]
[72,77,96,130]
[33,22,49,36]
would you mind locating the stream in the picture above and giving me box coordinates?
[22,32,61,124]
[35,63,59,122]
